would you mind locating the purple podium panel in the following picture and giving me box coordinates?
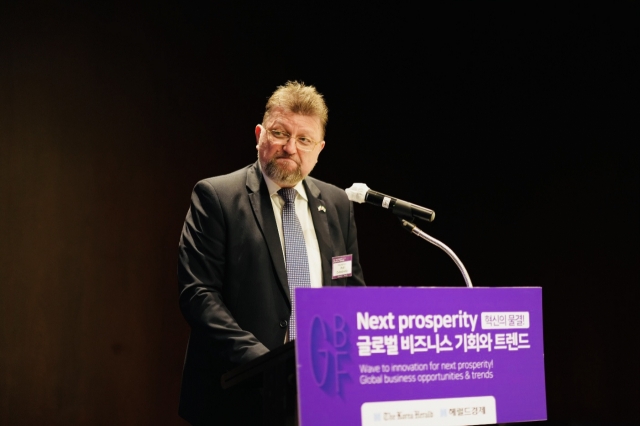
[295,287,546,426]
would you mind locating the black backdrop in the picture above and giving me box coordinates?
[0,2,637,425]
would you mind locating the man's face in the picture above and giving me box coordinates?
[255,107,325,187]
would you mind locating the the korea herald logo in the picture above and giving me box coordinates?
[310,315,351,395]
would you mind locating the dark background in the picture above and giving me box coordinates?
[0,1,637,425]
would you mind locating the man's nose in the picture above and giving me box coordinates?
[282,137,297,153]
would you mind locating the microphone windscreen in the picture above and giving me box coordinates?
[345,183,370,203]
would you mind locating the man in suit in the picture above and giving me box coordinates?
[177,81,365,425]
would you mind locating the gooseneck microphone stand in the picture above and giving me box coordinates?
[344,183,473,288]
[399,219,474,288]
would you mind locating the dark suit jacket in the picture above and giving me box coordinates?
[177,162,365,425]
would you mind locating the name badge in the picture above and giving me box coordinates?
[331,255,353,279]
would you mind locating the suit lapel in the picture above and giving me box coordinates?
[304,179,333,287]
[246,164,290,304]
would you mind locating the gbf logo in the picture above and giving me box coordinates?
[310,315,351,395]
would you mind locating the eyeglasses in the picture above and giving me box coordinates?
[265,128,320,152]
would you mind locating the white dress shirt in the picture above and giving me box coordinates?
[262,172,323,289]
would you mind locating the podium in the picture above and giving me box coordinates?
[221,341,297,426]
[222,287,546,426]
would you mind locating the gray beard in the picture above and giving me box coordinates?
[263,156,304,186]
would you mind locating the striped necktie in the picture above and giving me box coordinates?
[278,187,311,341]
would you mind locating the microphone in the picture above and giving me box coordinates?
[345,183,435,222]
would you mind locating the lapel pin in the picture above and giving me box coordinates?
[318,205,326,213]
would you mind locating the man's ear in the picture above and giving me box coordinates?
[255,124,262,148]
